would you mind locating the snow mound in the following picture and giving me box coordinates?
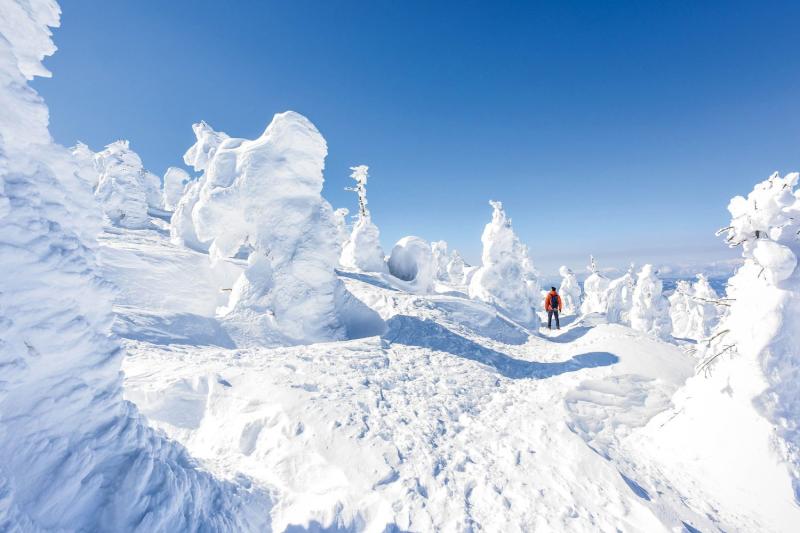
[558,265,582,315]
[387,235,435,293]
[0,3,267,530]
[468,200,537,324]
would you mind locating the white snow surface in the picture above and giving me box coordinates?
[162,166,191,211]
[559,265,582,315]
[580,255,610,315]
[387,235,435,293]
[340,215,386,272]
[629,264,672,339]
[93,140,152,228]
[605,265,635,325]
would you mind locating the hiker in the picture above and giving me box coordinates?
[545,286,562,330]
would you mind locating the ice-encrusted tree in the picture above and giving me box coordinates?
[469,200,537,324]
[340,165,387,272]
[606,263,636,324]
[431,240,450,281]
[558,266,582,315]
[187,111,349,345]
[580,255,610,315]
[668,280,694,337]
[333,207,350,250]
[162,166,191,211]
[630,264,672,339]
[521,244,542,304]
[93,140,152,228]
[0,4,268,529]
[669,274,722,341]
[447,250,466,285]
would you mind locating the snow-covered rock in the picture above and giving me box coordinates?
[93,140,151,228]
[0,4,267,530]
[468,201,537,324]
[629,264,672,339]
[340,165,386,272]
[605,264,635,325]
[162,166,191,211]
[187,111,349,345]
[558,265,582,315]
[387,236,435,293]
[580,255,610,315]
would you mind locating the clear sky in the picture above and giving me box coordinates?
[36,1,800,275]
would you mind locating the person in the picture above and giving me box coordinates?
[545,286,562,330]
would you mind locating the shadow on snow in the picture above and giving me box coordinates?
[383,315,618,379]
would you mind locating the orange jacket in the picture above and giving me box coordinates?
[544,290,562,311]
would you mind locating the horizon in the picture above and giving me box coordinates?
[34,1,800,275]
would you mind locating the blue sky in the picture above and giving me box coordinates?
[36,1,800,275]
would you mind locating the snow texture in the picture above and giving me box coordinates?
[630,264,672,339]
[431,240,449,281]
[339,165,386,272]
[446,249,466,285]
[0,4,268,530]
[93,140,152,228]
[580,255,610,315]
[387,235,435,293]
[162,166,191,211]
[468,200,537,324]
[558,265,582,315]
[605,264,635,325]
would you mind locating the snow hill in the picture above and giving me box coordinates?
[2,2,800,532]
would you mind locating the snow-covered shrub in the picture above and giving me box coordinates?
[187,111,348,345]
[580,255,610,315]
[630,264,672,339]
[162,166,191,211]
[605,264,635,324]
[668,280,694,338]
[447,250,466,285]
[469,201,537,324]
[669,274,721,341]
[388,236,435,293]
[558,265,582,315]
[0,4,267,529]
[340,165,386,272]
[431,240,450,281]
[93,140,151,228]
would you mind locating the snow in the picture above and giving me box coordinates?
[580,255,610,315]
[340,165,386,272]
[629,264,672,339]
[558,265,582,315]
[5,3,800,531]
[468,201,538,325]
[387,235,435,293]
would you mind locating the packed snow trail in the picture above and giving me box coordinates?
[98,225,741,532]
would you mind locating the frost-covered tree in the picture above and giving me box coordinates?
[558,265,582,315]
[606,264,636,324]
[162,166,191,211]
[0,4,267,529]
[668,280,694,338]
[521,244,542,304]
[93,140,151,228]
[431,240,450,281]
[447,250,466,285]
[580,255,610,315]
[340,165,387,272]
[188,111,349,345]
[469,201,537,324]
[630,264,672,339]
[333,207,350,249]
[388,236,435,293]
[669,274,722,341]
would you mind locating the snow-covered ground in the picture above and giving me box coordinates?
[93,224,733,532]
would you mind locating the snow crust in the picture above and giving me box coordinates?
[0,4,268,530]
[468,201,538,324]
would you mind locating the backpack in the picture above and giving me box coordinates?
[550,293,559,310]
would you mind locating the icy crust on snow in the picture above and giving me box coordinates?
[630,172,800,531]
[0,3,267,530]
[468,201,539,325]
[387,235,435,292]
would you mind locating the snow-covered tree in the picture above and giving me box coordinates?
[668,280,694,338]
[630,264,672,339]
[469,201,537,324]
[580,255,610,315]
[188,111,349,345]
[605,263,636,324]
[388,236,435,293]
[333,207,350,249]
[162,166,191,211]
[340,165,387,272]
[431,240,450,281]
[0,4,267,529]
[558,265,582,315]
[93,140,151,228]
[669,274,722,341]
[447,250,466,285]
[521,244,542,304]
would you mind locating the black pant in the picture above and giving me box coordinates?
[547,309,560,329]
